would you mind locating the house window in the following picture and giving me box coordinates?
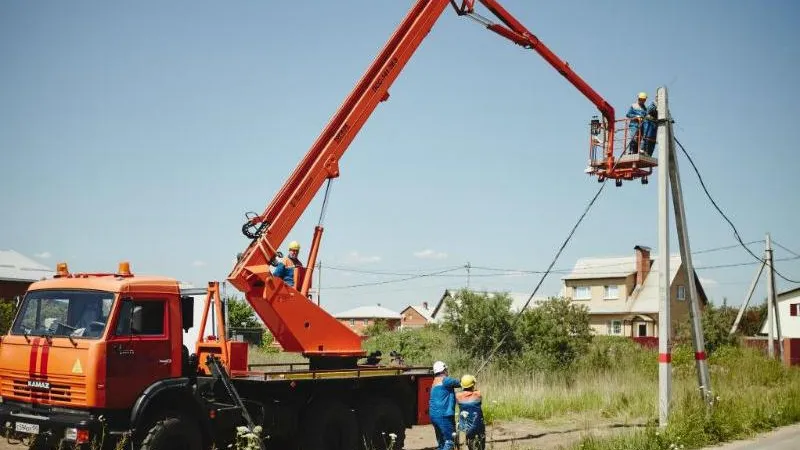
[677,285,686,301]
[603,285,619,300]
[638,323,647,337]
[363,319,369,325]
[791,303,798,317]
[574,286,591,300]
[607,320,622,335]
[349,319,355,326]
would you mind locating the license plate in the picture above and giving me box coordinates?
[15,421,39,435]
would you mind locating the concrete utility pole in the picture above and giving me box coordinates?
[668,111,712,407]
[730,259,765,335]
[656,85,713,427]
[766,234,783,360]
[656,87,672,428]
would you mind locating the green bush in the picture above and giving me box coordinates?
[363,325,463,366]
[516,297,593,370]
[442,289,520,359]
[0,299,18,335]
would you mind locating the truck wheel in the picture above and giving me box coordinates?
[300,399,359,450]
[139,413,202,450]
[358,397,405,450]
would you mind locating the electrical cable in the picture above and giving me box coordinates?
[473,157,616,374]
[324,266,465,289]
[675,137,800,284]
[771,240,800,259]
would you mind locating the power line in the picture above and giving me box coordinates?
[323,239,767,279]
[474,158,615,374]
[324,266,464,289]
[675,137,800,284]
[771,239,800,259]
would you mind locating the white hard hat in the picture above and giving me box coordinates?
[432,360,447,374]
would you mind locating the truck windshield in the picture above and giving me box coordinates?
[10,290,115,340]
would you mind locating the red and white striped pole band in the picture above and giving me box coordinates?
[658,353,671,363]
[694,351,707,361]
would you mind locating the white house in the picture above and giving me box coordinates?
[759,287,800,338]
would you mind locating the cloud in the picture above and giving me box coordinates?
[34,251,52,259]
[699,276,718,287]
[344,251,381,264]
[192,260,207,267]
[413,249,448,260]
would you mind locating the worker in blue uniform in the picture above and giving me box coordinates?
[626,92,650,154]
[429,361,461,450]
[272,241,303,287]
[641,101,658,156]
[456,374,486,450]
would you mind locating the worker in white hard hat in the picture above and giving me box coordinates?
[456,374,486,450]
[272,241,304,287]
[429,360,460,450]
[625,92,653,154]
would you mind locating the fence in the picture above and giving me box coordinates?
[228,327,265,346]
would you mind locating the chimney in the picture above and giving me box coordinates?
[634,245,651,286]
[422,301,429,310]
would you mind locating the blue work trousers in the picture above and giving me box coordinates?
[431,415,456,450]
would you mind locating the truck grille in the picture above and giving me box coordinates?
[0,370,87,407]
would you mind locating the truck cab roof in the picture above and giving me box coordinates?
[27,274,182,296]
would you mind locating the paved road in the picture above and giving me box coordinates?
[703,423,800,450]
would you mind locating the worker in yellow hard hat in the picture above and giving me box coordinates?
[625,92,655,154]
[456,374,486,450]
[272,240,303,287]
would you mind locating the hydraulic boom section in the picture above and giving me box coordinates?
[228,0,627,362]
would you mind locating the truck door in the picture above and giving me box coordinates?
[105,297,172,409]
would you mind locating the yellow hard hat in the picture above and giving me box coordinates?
[288,241,301,251]
[638,92,648,100]
[460,374,476,389]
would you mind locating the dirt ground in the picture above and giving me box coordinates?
[0,418,645,450]
[405,417,646,450]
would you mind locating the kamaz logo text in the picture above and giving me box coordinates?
[27,380,50,390]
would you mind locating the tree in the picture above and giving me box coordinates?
[442,289,520,358]
[738,303,767,336]
[0,299,17,335]
[675,302,739,353]
[516,297,593,370]
[225,297,260,329]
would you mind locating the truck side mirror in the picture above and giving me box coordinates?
[180,296,194,332]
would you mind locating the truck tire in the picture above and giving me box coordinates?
[300,399,359,450]
[358,397,405,450]
[139,412,202,450]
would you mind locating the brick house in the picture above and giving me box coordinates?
[561,245,707,338]
[333,305,402,336]
[399,302,434,329]
[0,250,53,299]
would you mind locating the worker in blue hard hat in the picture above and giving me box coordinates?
[429,360,461,450]
[456,374,486,450]
[272,241,303,287]
[626,92,652,154]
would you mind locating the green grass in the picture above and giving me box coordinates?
[245,331,800,450]
[566,345,800,450]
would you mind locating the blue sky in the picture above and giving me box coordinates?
[2,1,799,316]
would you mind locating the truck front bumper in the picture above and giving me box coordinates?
[0,400,104,447]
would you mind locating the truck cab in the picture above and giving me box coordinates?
[0,262,193,447]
